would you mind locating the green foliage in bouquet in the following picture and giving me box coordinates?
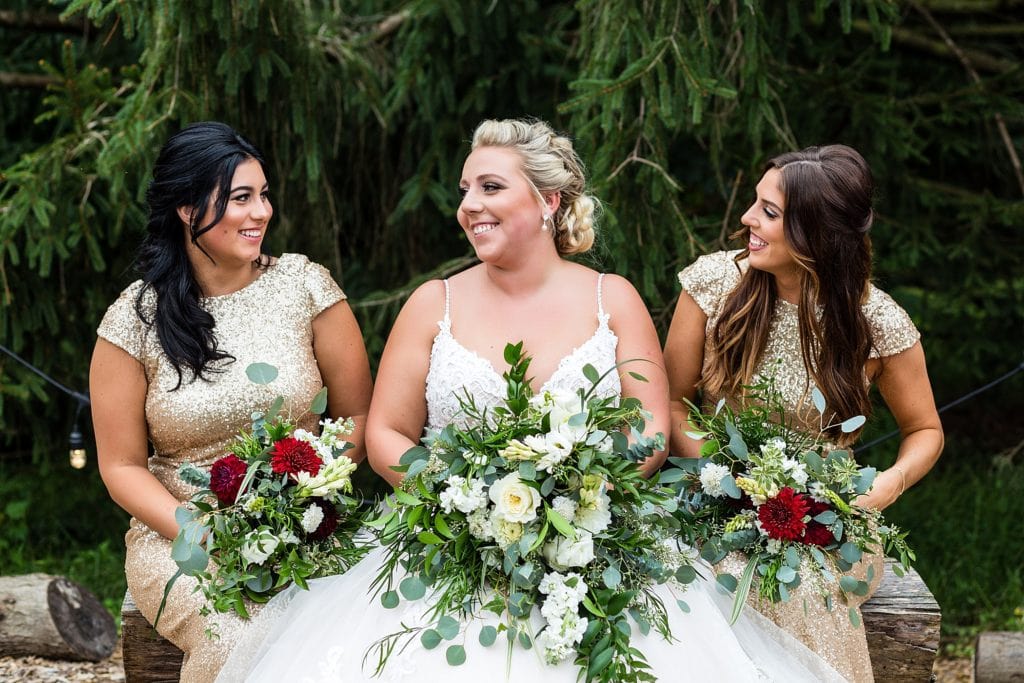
[365,343,694,683]
[665,374,913,627]
[158,363,369,625]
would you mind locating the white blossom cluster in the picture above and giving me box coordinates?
[537,572,589,664]
[438,475,488,515]
[699,462,732,497]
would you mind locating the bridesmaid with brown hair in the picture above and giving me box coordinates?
[664,144,943,681]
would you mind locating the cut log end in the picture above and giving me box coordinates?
[0,573,116,662]
[975,631,1024,683]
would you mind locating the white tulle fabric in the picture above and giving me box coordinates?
[217,277,846,682]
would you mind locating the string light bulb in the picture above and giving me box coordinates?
[69,418,87,469]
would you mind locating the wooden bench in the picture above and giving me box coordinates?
[121,592,183,683]
[121,562,941,682]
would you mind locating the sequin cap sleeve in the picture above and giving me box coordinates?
[865,284,920,358]
[278,253,346,317]
[677,250,744,317]
[96,280,152,362]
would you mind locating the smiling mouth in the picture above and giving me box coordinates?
[749,234,768,248]
[472,223,497,236]
[240,229,262,239]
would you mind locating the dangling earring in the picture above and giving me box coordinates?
[541,213,552,232]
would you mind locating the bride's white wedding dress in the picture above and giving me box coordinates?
[217,277,845,682]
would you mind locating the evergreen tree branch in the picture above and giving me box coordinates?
[852,19,1017,73]
[0,72,58,88]
[0,10,88,33]
[909,0,1024,197]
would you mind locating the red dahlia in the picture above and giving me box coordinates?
[209,454,248,506]
[758,487,810,541]
[306,500,339,542]
[270,437,322,477]
[802,499,836,546]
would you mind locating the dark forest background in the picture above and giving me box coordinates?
[1,0,1022,652]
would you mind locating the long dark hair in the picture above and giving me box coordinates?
[135,121,268,388]
[704,145,875,443]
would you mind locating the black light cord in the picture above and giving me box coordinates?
[1,342,90,466]
[855,359,1024,454]
[0,342,90,406]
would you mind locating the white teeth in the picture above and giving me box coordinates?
[473,224,497,235]
[240,230,261,238]
[750,235,768,247]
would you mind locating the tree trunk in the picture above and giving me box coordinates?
[975,631,1024,682]
[0,573,116,661]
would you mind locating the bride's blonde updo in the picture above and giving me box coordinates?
[471,118,599,255]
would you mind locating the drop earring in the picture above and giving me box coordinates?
[541,213,552,231]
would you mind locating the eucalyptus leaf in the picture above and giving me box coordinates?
[811,387,827,414]
[446,644,466,666]
[420,629,442,649]
[840,415,867,433]
[436,615,460,640]
[245,362,278,385]
[309,387,328,415]
[479,625,497,647]
[399,575,426,600]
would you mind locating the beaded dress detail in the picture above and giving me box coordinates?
[96,254,345,683]
[424,275,620,430]
[678,250,922,683]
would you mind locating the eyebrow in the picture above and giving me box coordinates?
[460,173,510,185]
[230,183,269,193]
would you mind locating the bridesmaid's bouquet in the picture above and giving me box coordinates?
[366,343,693,683]
[160,362,369,622]
[666,375,913,626]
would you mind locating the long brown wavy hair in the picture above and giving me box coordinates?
[702,145,875,443]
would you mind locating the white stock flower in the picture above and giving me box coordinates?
[301,503,325,533]
[530,388,582,428]
[543,530,595,570]
[782,457,809,486]
[551,496,578,522]
[699,462,732,498]
[280,530,301,545]
[489,473,541,524]
[240,529,279,566]
[537,430,574,472]
[808,481,830,503]
[439,476,488,515]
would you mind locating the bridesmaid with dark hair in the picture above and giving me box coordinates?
[89,121,373,682]
[664,144,944,681]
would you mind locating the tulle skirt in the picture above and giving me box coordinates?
[216,542,847,683]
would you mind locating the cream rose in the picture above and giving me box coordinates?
[489,472,541,524]
[542,531,595,571]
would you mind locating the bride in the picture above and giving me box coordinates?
[218,118,845,682]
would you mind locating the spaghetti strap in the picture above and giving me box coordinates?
[442,279,452,326]
[596,273,607,320]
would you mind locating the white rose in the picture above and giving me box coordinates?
[543,531,595,570]
[575,491,611,534]
[489,473,541,524]
[240,529,279,566]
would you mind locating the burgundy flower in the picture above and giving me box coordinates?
[270,437,322,477]
[802,499,836,546]
[209,454,248,506]
[758,487,810,541]
[306,501,339,542]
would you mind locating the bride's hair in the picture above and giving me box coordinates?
[471,118,600,255]
[702,145,876,443]
[134,121,270,389]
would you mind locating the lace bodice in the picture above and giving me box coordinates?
[424,275,621,430]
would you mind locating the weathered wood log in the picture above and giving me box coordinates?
[975,631,1024,682]
[0,573,116,661]
[121,591,184,683]
[862,560,942,682]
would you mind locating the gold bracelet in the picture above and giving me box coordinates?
[891,464,907,496]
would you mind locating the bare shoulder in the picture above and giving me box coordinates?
[598,272,647,314]
[398,279,448,330]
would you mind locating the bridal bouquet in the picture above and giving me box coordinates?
[160,363,368,622]
[366,343,693,683]
[667,375,913,626]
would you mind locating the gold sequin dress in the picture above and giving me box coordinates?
[678,250,921,683]
[96,253,345,683]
